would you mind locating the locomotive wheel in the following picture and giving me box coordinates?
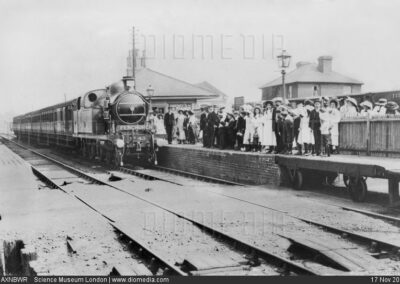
[348,177,368,202]
[325,173,338,186]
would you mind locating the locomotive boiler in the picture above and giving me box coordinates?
[12,76,157,167]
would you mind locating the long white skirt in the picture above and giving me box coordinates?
[261,119,276,146]
[243,129,254,145]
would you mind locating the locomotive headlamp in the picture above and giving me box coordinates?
[146,85,155,97]
[122,76,135,91]
[146,84,155,114]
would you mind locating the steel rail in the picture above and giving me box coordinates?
[1,136,318,276]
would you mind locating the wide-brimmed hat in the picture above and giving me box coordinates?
[345,97,358,107]
[329,98,340,107]
[386,101,399,111]
[304,99,314,106]
[253,105,262,113]
[188,110,194,115]
[360,100,373,110]
[263,100,274,107]
[280,108,288,116]
[226,112,234,118]
[272,97,283,103]
[313,98,322,105]
[376,98,388,106]
[178,110,183,114]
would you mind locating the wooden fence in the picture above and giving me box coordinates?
[339,115,400,157]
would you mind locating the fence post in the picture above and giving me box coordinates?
[366,116,370,156]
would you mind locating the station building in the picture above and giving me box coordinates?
[260,56,363,100]
[134,67,228,113]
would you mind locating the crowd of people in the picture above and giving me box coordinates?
[148,96,400,157]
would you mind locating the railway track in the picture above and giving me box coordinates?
[1,136,326,276]
[116,165,400,261]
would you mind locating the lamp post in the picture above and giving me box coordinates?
[146,84,155,114]
[277,50,291,101]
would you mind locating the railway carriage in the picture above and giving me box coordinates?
[13,76,157,167]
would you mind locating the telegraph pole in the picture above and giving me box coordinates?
[132,26,136,89]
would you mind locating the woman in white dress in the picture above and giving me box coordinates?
[329,99,341,154]
[261,101,276,153]
[298,100,314,156]
[155,114,166,135]
[176,110,186,144]
[252,106,263,152]
[243,111,254,151]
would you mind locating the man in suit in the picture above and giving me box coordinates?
[164,107,175,144]
[206,105,220,148]
[309,99,322,156]
[236,110,246,150]
[200,107,208,147]
[272,97,283,153]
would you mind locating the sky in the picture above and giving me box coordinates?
[1,0,400,117]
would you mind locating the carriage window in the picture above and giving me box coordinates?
[77,97,81,110]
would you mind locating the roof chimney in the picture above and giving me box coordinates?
[318,56,332,73]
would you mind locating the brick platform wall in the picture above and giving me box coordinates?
[157,145,282,185]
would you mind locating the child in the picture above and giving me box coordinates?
[319,108,332,157]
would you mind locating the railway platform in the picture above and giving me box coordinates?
[156,144,400,206]
[0,143,154,275]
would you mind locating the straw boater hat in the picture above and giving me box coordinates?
[386,101,399,111]
[376,98,388,106]
[360,100,373,110]
[345,97,358,107]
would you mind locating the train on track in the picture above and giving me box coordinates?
[12,76,158,167]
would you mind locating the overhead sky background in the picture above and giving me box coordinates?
[1,0,400,116]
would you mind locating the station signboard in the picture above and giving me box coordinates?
[234,96,244,110]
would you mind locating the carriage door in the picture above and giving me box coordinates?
[73,97,81,135]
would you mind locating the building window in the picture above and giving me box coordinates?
[313,85,319,96]
[288,85,293,98]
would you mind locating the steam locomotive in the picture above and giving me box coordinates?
[12,76,157,167]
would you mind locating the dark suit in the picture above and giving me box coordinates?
[272,107,282,152]
[200,112,207,131]
[164,112,175,144]
[205,112,220,148]
[236,116,246,149]
[309,109,321,155]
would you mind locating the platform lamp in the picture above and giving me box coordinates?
[146,84,155,114]
[277,50,291,101]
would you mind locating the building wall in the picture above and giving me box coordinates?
[296,83,362,98]
[157,145,282,185]
[262,83,362,101]
[147,99,197,113]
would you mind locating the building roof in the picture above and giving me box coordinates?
[260,62,363,89]
[135,68,218,99]
[194,81,228,99]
